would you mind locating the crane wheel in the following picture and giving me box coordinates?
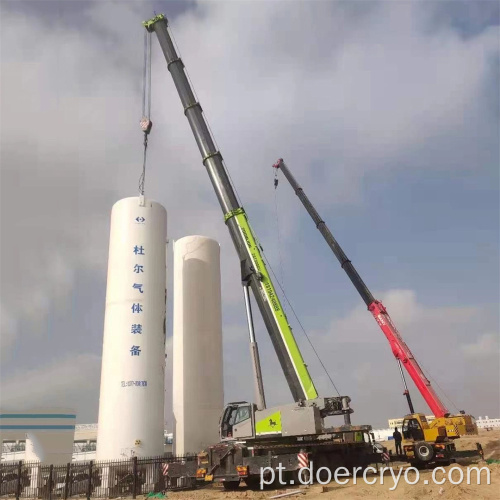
[223,481,240,490]
[244,477,261,490]
[415,442,434,462]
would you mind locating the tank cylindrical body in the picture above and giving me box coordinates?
[96,197,167,459]
[25,431,75,465]
[173,236,224,454]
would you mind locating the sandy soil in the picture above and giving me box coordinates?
[149,430,500,500]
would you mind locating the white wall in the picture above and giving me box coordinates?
[476,417,500,429]
[371,428,394,441]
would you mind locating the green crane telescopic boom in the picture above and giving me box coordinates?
[143,14,318,403]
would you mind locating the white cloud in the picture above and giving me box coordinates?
[317,288,478,345]
[0,354,101,422]
[2,1,496,344]
[461,333,500,358]
[299,288,498,424]
[0,304,18,360]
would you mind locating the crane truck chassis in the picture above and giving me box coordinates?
[163,416,388,491]
[161,426,387,491]
[196,401,387,489]
[197,421,385,489]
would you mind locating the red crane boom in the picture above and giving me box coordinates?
[273,158,450,418]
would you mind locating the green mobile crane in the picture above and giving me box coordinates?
[143,14,386,488]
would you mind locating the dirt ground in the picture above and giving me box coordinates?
[150,430,500,500]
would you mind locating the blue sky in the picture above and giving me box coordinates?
[1,0,498,430]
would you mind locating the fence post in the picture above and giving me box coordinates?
[86,461,93,500]
[48,464,54,500]
[64,462,70,500]
[132,456,138,499]
[15,460,22,500]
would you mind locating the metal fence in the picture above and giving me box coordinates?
[0,455,198,499]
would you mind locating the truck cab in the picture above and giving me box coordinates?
[402,415,426,442]
[220,402,254,441]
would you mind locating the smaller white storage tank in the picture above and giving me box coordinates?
[173,236,224,455]
[25,431,75,465]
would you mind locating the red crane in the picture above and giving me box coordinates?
[273,158,450,418]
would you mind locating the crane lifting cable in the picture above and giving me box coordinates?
[139,29,153,196]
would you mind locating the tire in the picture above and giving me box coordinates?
[244,477,261,490]
[223,480,240,490]
[415,442,434,463]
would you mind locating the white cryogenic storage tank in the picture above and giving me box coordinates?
[173,236,224,455]
[96,197,167,460]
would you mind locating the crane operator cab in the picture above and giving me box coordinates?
[220,402,254,441]
[402,416,425,442]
